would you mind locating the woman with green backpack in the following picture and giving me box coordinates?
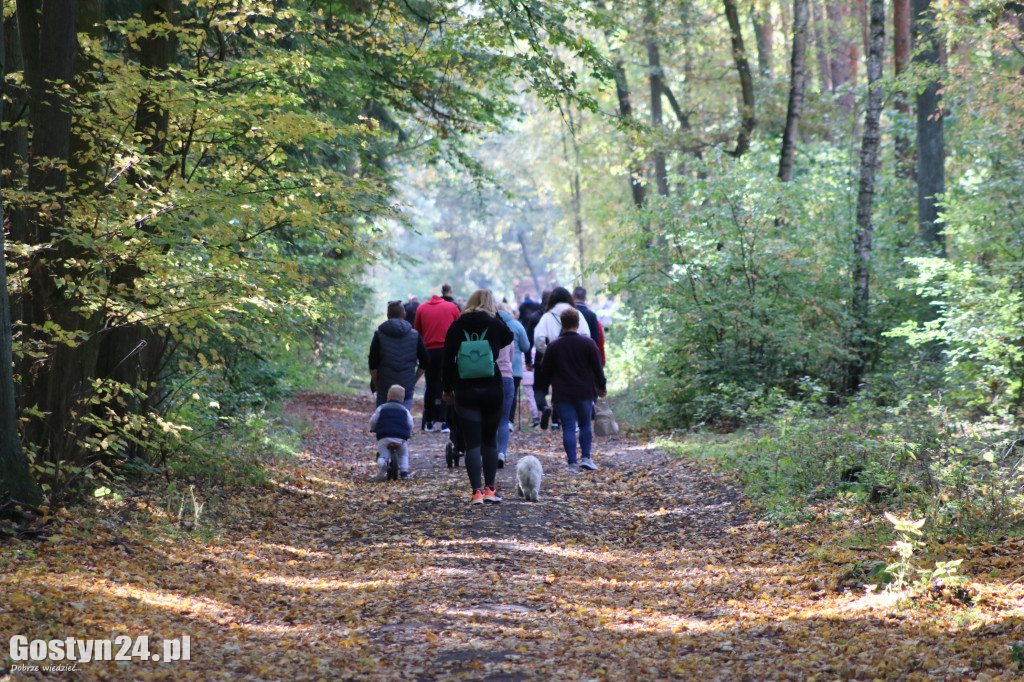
[441,289,514,505]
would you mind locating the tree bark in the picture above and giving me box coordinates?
[913,0,946,255]
[779,0,810,181]
[811,1,832,93]
[723,0,756,157]
[849,0,886,392]
[893,0,913,176]
[645,5,669,198]
[0,10,44,508]
[751,0,773,76]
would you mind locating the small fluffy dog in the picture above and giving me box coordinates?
[515,455,543,502]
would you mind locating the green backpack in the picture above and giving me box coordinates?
[457,329,494,379]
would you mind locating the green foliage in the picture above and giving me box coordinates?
[606,147,861,427]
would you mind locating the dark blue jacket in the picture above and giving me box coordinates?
[373,402,412,440]
[368,319,428,396]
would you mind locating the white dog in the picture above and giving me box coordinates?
[515,455,543,502]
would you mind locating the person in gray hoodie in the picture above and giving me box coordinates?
[368,301,429,409]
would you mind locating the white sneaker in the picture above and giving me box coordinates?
[497,452,505,469]
[508,422,514,432]
[580,458,598,471]
[375,459,389,481]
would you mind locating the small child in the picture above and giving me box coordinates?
[369,384,414,480]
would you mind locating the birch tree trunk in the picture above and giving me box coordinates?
[779,0,810,181]
[849,0,886,392]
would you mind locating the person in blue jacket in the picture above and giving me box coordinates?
[369,385,414,480]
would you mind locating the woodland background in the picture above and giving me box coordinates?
[2,0,1024,541]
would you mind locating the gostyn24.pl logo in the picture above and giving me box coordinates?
[8,635,191,668]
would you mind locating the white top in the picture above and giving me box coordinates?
[533,302,591,354]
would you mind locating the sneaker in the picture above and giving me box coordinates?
[375,459,389,481]
[531,418,541,428]
[497,453,505,469]
[440,423,450,434]
[551,422,560,431]
[540,407,551,430]
[471,489,484,505]
[580,458,598,471]
[567,463,579,473]
[400,471,412,480]
[508,422,514,433]
[422,421,434,432]
[483,487,502,504]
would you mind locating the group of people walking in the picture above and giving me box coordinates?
[368,283,607,504]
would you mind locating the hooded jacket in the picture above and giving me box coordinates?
[368,319,428,397]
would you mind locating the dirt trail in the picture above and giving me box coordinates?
[3,392,1021,681]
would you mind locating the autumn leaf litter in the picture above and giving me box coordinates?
[2,392,1023,681]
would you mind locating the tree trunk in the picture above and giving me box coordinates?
[599,0,646,208]
[893,0,913,176]
[811,1,832,93]
[15,1,97,465]
[645,6,669,199]
[849,0,886,392]
[751,0,773,76]
[562,106,586,284]
[826,3,856,110]
[95,0,178,457]
[723,0,756,157]
[913,0,946,255]
[779,0,810,181]
[0,11,44,508]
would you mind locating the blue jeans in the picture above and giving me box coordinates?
[553,399,594,464]
[495,377,514,456]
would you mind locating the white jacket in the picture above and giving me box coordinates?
[533,302,591,354]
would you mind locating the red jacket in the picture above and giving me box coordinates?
[413,295,460,349]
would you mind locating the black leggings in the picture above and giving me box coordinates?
[423,347,446,426]
[454,382,504,491]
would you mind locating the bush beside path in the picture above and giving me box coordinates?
[2,392,1023,681]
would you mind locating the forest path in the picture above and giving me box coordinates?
[3,393,1020,681]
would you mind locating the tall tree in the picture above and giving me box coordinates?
[893,0,913,176]
[645,4,669,198]
[849,0,886,391]
[0,13,44,508]
[913,0,946,254]
[779,0,810,181]
[723,0,756,157]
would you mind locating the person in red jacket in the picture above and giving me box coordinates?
[413,285,461,431]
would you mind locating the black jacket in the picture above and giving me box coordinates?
[368,319,428,395]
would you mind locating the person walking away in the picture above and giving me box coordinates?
[368,301,427,410]
[542,307,606,472]
[403,296,420,328]
[441,289,514,505]
[494,339,514,469]
[413,287,460,431]
[441,282,460,309]
[572,286,605,366]
[369,384,414,480]
[530,286,590,430]
[498,302,531,430]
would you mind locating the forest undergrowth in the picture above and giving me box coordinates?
[2,392,1024,681]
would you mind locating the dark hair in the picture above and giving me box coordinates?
[572,286,587,302]
[387,301,406,319]
[441,283,453,295]
[560,307,580,329]
[545,286,575,311]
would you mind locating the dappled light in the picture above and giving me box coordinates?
[4,393,1022,680]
